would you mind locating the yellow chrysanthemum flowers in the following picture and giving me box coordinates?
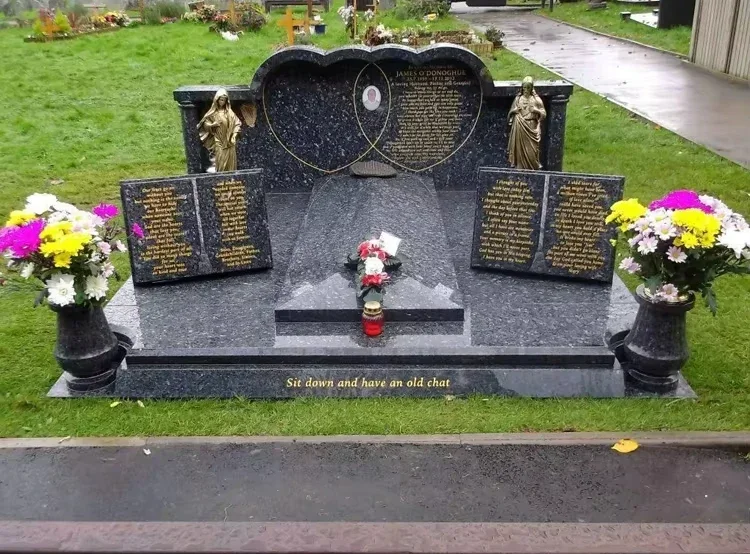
[39,221,73,242]
[40,232,92,260]
[672,209,721,249]
[606,199,647,231]
[5,210,36,227]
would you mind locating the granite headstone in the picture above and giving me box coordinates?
[173,46,574,191]
[121,169,272,284]
[471,168,624,282]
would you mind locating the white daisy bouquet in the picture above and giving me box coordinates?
[607,190,750,313]
[0,193,128,308]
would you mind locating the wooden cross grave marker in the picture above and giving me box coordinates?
[277,6,309,45]
[229,0,237,27]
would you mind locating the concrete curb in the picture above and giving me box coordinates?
[1,522,749,553]
[536,12,688,60]
[0,431,748,449]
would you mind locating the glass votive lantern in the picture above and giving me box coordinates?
[362,300,384,337]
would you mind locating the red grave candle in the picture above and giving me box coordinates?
[362,301,384,337]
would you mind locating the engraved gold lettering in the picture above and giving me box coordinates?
[545,180,608,274]
[478,179,539,265]
[383,67,475,166]
[137,185,193,277]
[213,180,258,269]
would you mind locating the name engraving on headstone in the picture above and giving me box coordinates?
[382,66,480,169]
[471,168,624,282]
[545,180,608,274]
[137,185,194,278]
[122,170,272,284]
[478,178,539,266]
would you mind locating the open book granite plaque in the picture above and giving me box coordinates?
[471,168,625,282]
[121,169,272,284]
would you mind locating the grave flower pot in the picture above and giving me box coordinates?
[51,303,120,391]
[623,285,695,393]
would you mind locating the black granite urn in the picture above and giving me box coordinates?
[623,285,695,393]
[51,304,119,391]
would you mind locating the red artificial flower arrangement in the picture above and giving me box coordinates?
[345,238,402,304]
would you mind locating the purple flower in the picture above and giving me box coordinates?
[0,227,14,253]
[92,203,119,220]
[131,223,145,239]
[8,219,45,258]
[649,190,713,213]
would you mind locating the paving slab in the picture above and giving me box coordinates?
[453,8,750,169]
[0,442,747,523]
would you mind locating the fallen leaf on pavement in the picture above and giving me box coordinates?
[58,436,72,443]
[612,438,639,454]
[143,448,151,456]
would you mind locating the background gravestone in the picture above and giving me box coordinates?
[173,46,574,192]
[121,169,272,284]
[471,168,624,282]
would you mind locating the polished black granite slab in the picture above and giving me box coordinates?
[276,174,463,322]
[47,186,696,399]
[173,46,574,191]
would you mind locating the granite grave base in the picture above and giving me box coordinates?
[48,185,696,399]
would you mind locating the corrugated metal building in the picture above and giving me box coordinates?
[690,0,750,80]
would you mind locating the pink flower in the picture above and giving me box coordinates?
[131,223,145,239]
[618,257,641,274]
[7,219,45,258]
[92,203,119,220]
[97,241,112,256]
[649,190,713,213]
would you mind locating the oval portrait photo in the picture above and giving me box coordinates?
[362,85,382,111]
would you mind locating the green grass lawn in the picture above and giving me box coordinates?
[539,1,692,56]
[0,3,748,438]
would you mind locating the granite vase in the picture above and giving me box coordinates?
[51,303,119,391]
[623,285,695,392]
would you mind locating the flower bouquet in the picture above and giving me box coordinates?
[0,193,138,383]
[344,238,402,304]
[607,190,750,314]
[0,193,127,307]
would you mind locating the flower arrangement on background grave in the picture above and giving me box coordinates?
[362,24,487,50]
[337,4,355,35]
[91,11,130,28]
[345,238,402,304]
[607,190,750,313]
[0,194,131,308]
[30,9,71,39]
